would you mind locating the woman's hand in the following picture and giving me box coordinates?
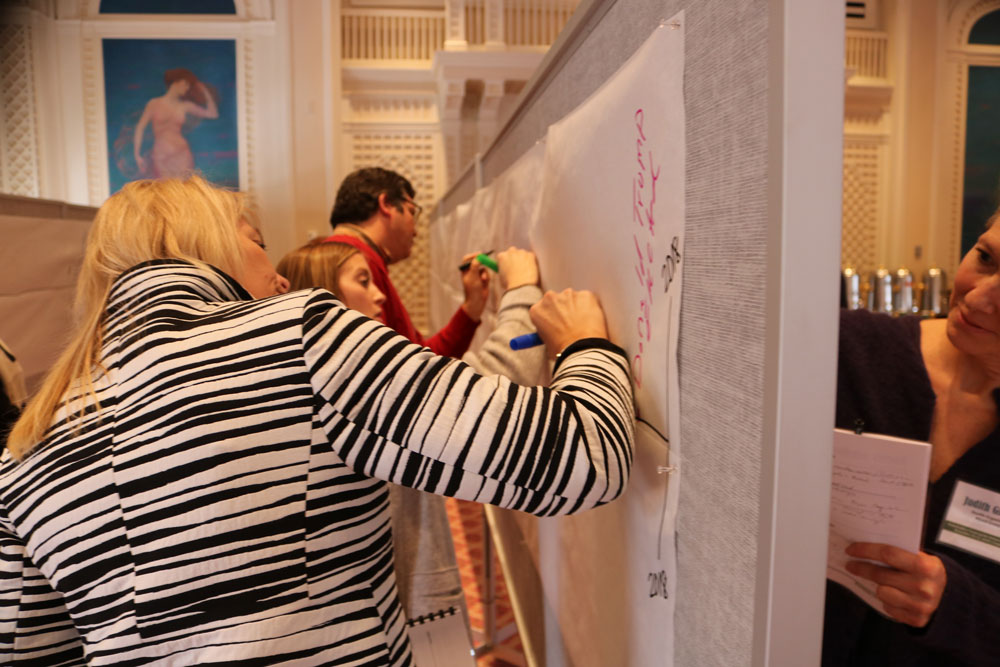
[459,252,490,321]
[529,288,609,358]
[188,81,219,119]
[844,542,947,628]
[496,247,539,291]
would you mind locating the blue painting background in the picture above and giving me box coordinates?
[962,65,1000,257]
[100,0,235,13]
[103,39,238,193]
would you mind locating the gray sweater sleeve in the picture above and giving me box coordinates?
[462,285,550,386]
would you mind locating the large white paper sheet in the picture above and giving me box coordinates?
[530,17,685,666]
[426,17,685,666]
[486,141,545,252]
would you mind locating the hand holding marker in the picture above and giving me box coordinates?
[458,251,544,351]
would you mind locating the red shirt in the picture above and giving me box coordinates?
[324,234,478,358]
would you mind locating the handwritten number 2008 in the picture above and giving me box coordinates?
[647,570,669,599]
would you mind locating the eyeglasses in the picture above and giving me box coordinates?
[399,198,423,219]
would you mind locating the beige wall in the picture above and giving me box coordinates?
[287,0,340,245]
[0,195,95,392]
[887,0,940,272]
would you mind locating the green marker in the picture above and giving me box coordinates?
[458,250,495,272]
[475,253,499,272]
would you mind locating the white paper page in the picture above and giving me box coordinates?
[530,17,685,665]
[827,428,932,612]
[486,141,545,252]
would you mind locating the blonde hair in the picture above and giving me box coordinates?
[277,240,359,302]
[8,175,249,460]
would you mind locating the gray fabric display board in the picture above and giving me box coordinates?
[434,1,844,665]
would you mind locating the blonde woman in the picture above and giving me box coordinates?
[1,175,634,665]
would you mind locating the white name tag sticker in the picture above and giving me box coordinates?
[937,480,1000,565]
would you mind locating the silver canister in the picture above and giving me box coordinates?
[892,267,917,315]
[842,266,863,310]
[921,267,947,317]
[868,267,893,313]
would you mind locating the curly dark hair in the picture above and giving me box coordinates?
[329,167,416,227]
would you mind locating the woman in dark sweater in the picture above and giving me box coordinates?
[826,215,1000,666]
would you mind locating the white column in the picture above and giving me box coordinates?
[438,79,465,182]
[476,78,504,151]
[444,0,468,50]
[286,0,339,245]
[484,0,504,50]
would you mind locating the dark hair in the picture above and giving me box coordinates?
[163,68,208,106]
[329,167,415,227]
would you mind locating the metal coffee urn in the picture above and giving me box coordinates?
[920,267,947,317]
[842,266,863,310]
[893,267,917,315]
[868,267,893,313]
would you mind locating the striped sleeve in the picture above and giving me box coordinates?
[301,292,635,516]
[0,526,85,666]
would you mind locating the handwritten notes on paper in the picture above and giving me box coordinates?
[827,428,931,612]
[631,109,659,389]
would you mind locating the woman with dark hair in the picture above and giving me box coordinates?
[0,175,634,665]
[826,209,1000,666]
[133,68,219,179]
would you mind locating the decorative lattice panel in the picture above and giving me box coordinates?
[350,132,438,333]
[0,23,40,197]
[842,141,882,274]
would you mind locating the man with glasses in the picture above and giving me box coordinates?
[325,167,487,358]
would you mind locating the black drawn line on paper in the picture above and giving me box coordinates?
[658,294,674,561]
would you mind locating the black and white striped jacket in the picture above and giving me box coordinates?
[0,260,634,665]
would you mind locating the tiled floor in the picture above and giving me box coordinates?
[445,498,526,667]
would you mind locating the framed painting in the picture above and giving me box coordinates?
[103,38,239,193]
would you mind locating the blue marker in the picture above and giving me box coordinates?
[509,332,543,350]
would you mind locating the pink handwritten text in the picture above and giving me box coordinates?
[631,108,660,389]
